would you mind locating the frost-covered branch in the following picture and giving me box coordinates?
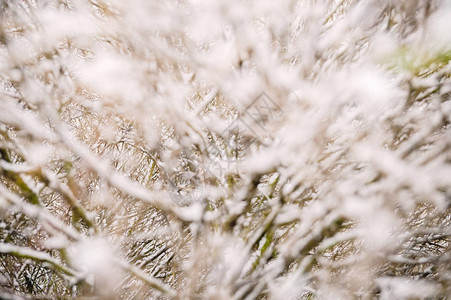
[0,0,450,298]
[0,244,78,277]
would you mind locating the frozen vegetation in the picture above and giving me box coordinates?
[0,0,450,299]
